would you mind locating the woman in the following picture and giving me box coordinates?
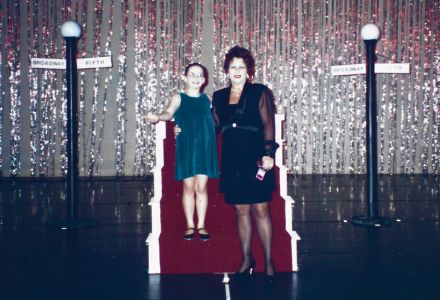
[212,46,278,279]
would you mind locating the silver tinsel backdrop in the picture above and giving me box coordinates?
[0,0,439,177]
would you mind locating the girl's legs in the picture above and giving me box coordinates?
[252,202,274,276]
[194,175,209,233]
[182,177,196,234]
[234,204,254,272]
[182,175,210,238]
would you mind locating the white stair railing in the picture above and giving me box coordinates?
[145,121,166,274]
[275,114,301,271]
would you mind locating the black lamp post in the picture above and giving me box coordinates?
[58,21,97,229]
[351,24,391,227]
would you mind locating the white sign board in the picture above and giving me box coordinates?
[77,57,112,69]
[331,64,365,76]
[375,63,410,74]
[31,56,112,70]
[31,58,66,69]
[331,63,410,76]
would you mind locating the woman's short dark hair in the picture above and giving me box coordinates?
[184,62,209,92]
[223,46,255,81]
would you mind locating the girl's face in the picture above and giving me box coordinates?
[183,65,205,91]
[227,57,248,86]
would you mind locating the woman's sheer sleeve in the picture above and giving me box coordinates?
[259,87,279,157]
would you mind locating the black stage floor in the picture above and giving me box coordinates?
[0,175,439,300]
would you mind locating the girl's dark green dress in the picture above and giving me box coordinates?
[173,93,219,180]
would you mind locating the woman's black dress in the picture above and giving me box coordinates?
[213,82,278,205]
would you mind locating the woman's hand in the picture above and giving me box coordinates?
[144,114,159,124]
[174,125,181,137]
[261,156,274,171]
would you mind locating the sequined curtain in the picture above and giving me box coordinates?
[1,0,439,176]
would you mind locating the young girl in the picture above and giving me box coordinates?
[145,63,218,241]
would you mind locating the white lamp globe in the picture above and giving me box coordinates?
[61,21,81,38]
[361,23,380,41]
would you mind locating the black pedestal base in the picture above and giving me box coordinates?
[351,216,392,227]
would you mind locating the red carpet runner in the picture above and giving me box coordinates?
[159,122,292,274]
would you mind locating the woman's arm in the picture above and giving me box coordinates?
[145,94,181,123]
[258,87,279,170]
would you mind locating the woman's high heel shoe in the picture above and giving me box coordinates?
[265,274,275,284]
[237,257,256,275]
[265,261,275,284]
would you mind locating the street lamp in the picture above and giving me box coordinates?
[61,21,81,38]
[59,21,97,229]
[351,24,391,227]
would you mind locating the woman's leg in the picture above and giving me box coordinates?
[182,177,196,232]
[194,174,209,232]
[235,204,254,272]
[252,202,274,276]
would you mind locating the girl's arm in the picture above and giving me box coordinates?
[145,94,181,123]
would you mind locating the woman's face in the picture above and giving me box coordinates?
[227,57,248,86]
[183,65,206,90]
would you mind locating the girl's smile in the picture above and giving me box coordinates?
[184,65,206,91]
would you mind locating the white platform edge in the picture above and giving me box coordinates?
[146,121,166,274]
[275,114,301,272]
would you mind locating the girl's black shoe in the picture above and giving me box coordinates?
[197,228,210,241]
[183,228,195,240]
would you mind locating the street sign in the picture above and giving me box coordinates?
[31,56,112,70]
[331,63,410,76]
